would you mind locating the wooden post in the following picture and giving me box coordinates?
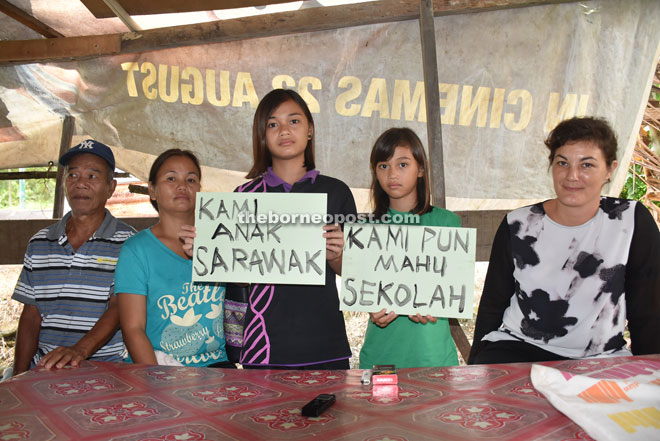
[419,0,472,362]
[52,116,75,219]
[419,0,445,209]
[0,0,64,38]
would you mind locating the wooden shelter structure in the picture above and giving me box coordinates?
[0,0,589,263]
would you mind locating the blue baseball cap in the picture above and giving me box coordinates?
[59,139,116,170]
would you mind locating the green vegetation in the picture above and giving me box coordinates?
[0,168,55,210]
[620,163,649,201]
[619,122,660,209]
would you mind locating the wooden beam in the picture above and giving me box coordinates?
[0,0,580,65]
[419,0,473,361]
[0,0,64,38]
[81,0,301,18]
[427,13,465,361]
[420,0,446,209]
[456,209,506,262]
[449,318,473,362]
[0,171,58,180]
[128,184,149,195]
[52,116,75,219]
[79,0,114,19]
[118,0,421,55]
[1,217,158,265]
[0,35,120,63]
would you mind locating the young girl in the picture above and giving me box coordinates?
[237,88,356,369]
[359,128,460,369]
[115,149,232,368]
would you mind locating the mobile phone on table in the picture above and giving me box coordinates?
[302,393,336,417]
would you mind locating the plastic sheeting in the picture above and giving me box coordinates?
[1,0,659,209]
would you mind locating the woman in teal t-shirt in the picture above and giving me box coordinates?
[359,128,460,369]
[115,149,231,368]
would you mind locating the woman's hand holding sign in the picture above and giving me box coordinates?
[370,310,437,327]
[178,224,196,258]
[370,309,398,327]
[323,223,344,275]
[408,313,438,324]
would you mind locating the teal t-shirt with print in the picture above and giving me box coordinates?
[359,206,461,369]
[115,228,228,367]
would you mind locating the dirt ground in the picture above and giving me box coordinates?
[1,265,22,375]
[0,263,488,374]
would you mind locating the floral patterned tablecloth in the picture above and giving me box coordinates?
[2,354,658,440]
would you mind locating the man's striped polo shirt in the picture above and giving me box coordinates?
[12,209,135,365]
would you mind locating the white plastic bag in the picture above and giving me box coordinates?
[531,361,660,441]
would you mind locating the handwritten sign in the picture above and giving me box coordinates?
[193,192,327,284]
[340,224,476,318]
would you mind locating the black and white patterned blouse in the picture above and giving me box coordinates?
[470,197,660,361]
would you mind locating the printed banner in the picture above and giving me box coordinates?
[1,0,659,206]
[340,223,476,318]
[192,192,327,284]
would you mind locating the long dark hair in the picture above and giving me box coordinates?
[148,149,201,212]
[246,89,315,179]
[370,128,431,218]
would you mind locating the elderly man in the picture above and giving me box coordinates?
[11,140,135,376]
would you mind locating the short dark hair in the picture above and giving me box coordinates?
[148,149,201,212]
[370,127,431,218]
[246,89,315,179]
[545,116,618,166]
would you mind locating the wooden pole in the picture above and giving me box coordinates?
[0,0,64,38]
[419,0,472,361]
[419,0,445,209]
[52,116,75,219]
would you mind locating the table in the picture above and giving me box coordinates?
[1,355,658,440]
